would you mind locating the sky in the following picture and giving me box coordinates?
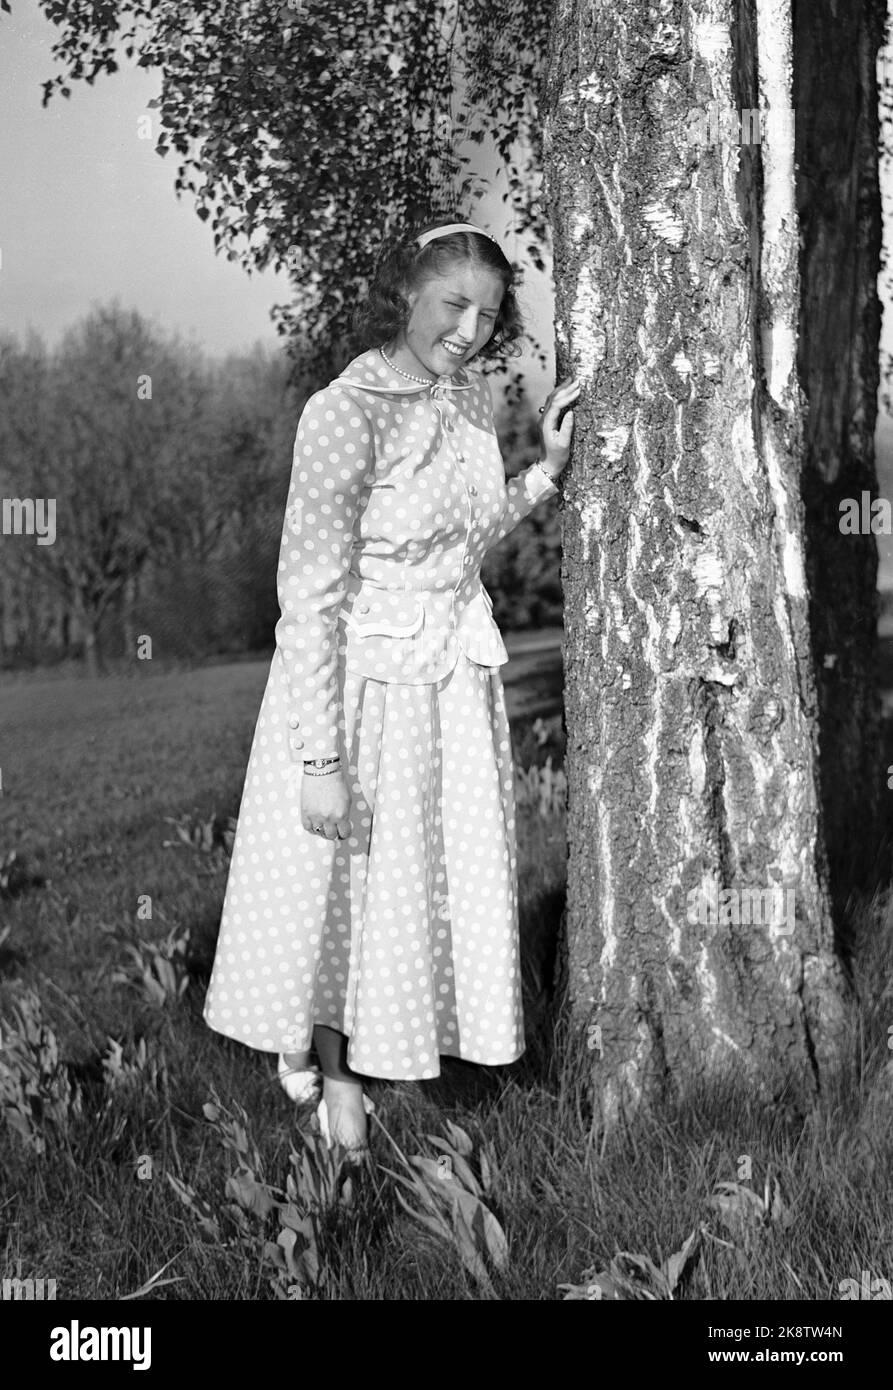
[0,2,554,378]
[0,4,288,356]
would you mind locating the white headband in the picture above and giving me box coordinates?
[416,222,499,249]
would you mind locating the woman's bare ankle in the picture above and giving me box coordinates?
[282,1050,314,1070]
[322,1073,364,1095]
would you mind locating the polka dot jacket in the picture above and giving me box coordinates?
[276,346,559,763]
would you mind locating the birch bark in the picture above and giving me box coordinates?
[541,0,869,1124]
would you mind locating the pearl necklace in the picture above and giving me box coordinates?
[379,344,439,386]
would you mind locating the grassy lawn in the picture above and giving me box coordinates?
[1,657,892,1301]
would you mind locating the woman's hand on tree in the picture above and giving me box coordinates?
[538,376,581,478]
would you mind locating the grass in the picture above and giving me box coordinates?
[1,659,892,1301]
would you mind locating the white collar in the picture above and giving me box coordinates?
[334,346,477,397]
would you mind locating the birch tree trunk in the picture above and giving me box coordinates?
[542,0,864,1125]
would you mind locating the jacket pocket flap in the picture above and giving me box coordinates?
[341,590,424,637]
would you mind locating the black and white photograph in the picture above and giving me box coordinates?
[1,0,892,1348]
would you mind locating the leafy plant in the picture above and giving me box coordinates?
[558,1229,700,1301]
[559,1172,798,1300]
[167,1089,354,1300]
[380,1118,508,1296]
[707,1175,796,1237]
[112,926,191,1007]
[101,1035,168,1100]
[162,811,236,856]
[531,715,557,747]
[0,988,82,1154]
[514,756,567,818]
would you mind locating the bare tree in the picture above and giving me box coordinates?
[30,305,214,674]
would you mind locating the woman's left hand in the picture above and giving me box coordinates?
[538,376,581,478]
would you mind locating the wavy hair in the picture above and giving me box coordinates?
[351,214,525,363]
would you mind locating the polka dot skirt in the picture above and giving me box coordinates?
[203,642,523,1079]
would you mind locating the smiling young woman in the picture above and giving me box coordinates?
[202,214,579,1159]
[357,218,526,381]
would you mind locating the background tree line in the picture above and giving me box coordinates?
[0,301,560,675]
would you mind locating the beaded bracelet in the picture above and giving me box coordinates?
[534,459,560,483]
[303,754,342,777]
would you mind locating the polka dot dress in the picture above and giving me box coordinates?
[203,346,559,1080]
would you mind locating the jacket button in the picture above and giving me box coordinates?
[288,713,300,728]
[468,485,478,495]
[291,736,305,751]
[358,603,370,613]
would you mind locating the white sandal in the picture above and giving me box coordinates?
[277,1052,322,1104]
